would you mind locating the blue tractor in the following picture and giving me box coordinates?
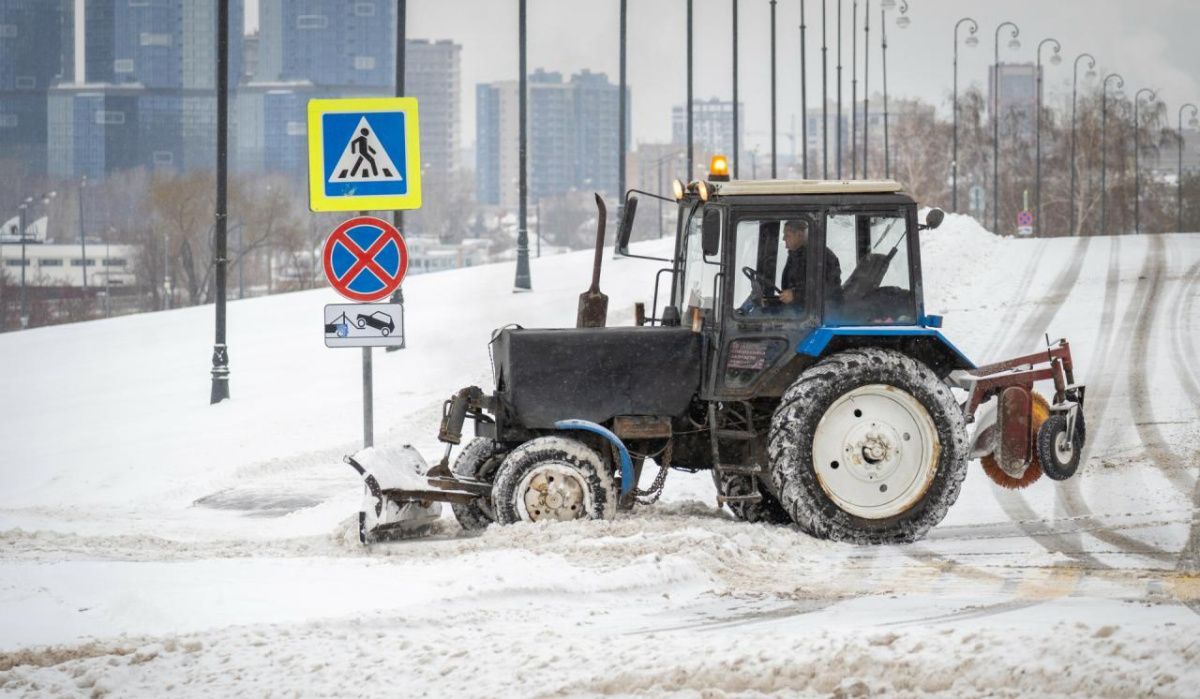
[349,165,1086,545]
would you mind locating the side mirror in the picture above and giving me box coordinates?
[924,208,945,230]
[701,209,720,257]
[616,195,639,254]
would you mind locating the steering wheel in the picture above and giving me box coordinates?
[741,266,780,304]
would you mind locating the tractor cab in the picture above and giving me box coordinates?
[616,157,950,401]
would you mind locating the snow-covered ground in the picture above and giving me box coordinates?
[1,218,1198,697]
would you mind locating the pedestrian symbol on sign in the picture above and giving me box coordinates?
[328,117,402,183]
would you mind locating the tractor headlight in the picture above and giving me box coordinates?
[672,178,685,201]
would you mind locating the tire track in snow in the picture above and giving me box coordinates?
[1171,255,1200,614]
[1060,236,1177,564]
[1128,235,1194,496]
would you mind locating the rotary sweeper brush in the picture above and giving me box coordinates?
[345,163,1086,544]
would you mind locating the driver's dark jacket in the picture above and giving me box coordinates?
[781,245,844,305]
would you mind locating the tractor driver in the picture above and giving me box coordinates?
[778,219,843,307]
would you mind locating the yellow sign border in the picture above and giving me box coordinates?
[307,97,423,212]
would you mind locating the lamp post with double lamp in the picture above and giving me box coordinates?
[1035,37,1062,237]
[862,0,870,177]
[1179,103,1199,233]
[1069,53,1097,236]
[850,0,857,178]
[799,0,808,177]
[1133,87,1158,235]
[992,21,1020,235]
[951,18,979,212]
[770,0,778,178]
[1100,72,1124,236]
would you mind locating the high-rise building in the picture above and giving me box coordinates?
[476,69,627,210]
[672,98,743,174]
[46,0,244,178]
[0,0,67,174]
[241,1,460,180]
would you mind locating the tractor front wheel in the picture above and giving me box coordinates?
[768,347,969,544]
[450,437,506,531]
[492,436,616,524]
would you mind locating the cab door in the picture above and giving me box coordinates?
[707,208,822,400]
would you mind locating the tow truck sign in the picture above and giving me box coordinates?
[324,303,405,348]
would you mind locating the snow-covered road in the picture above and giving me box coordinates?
[1,224,1198,697]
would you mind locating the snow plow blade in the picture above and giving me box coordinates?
[345,445,447,544]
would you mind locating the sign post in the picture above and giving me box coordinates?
[310,97,421,449]
[1017,190,1034,237]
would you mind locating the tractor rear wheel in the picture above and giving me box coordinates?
[492,436,616,524]
[768,347,969,544]
[450,437,506,531]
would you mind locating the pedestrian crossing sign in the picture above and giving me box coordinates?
[307,97,422,212]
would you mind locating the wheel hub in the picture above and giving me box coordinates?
[1054,430,1075,463]
[812,384,940,519]
[518,464,587,522]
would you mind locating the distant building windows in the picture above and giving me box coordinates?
[39,258,64,267]
[114,59,135,73]
[140,32,172,47]
[354,56,376,71]
[286,121,305,136]
[0,114,17,128]
[0,24,17,39]
[296,15,328,30]
[70,259,97,267]
[103,258,127,267]
[353,2,377,16]
[5,259,29,267]
[95,111,126,125]
[153,151,174,165]
[15,76,35,89]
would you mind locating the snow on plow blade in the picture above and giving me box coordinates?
[345,445,448,544]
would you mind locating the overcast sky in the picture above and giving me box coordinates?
[248,0,1200,154]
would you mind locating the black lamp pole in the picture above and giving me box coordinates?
[1133,87,1158,235]
[881,4,888,177]
[1069,52,1095,236]
[1100,72,1124,236]
[18,199,28,329]
[1035,37,1062,237]
[619,0,627,200]
[687,0,693,179]
[992,21,1020,235]
[771,0,778,178]
[952,18,978,212]
[210,0,230,404]
[800,0,808,178]
[514,0,531,290]
[1180,103,1198,233]
[387,0,406,353]
[862,0,869,177]
[836,0,842,179]
[850,0,857,179]
[732,0,739,177]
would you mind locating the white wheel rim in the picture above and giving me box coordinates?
[1054,429,1074,463]
[514,463,591,522]
[812,384,941,520]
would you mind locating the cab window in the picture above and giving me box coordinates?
[732,216,817,318]
[823,211,916,325]
[676,207,721,314]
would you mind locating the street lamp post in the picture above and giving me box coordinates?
[1070,53,1096,236]
[210,0,230,404]
[732,0,739,177]
[687,0,694,178]
[1100,72,1124,236]
[1035,37,1062,237]
[1179,103,1199,233]
[821,0,827,178]
[880,0,908,179]
[851,0,857,178]
[771,0,778,178]
[836,0,842,179]
[18,199,29,329]
[1133,87,1158,235]
[992,21,1020,235]
[862,0,870,177]
[952,18,979,212]
[514,0,531,290]
[800,0,808,177]
[77,175,87,288]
